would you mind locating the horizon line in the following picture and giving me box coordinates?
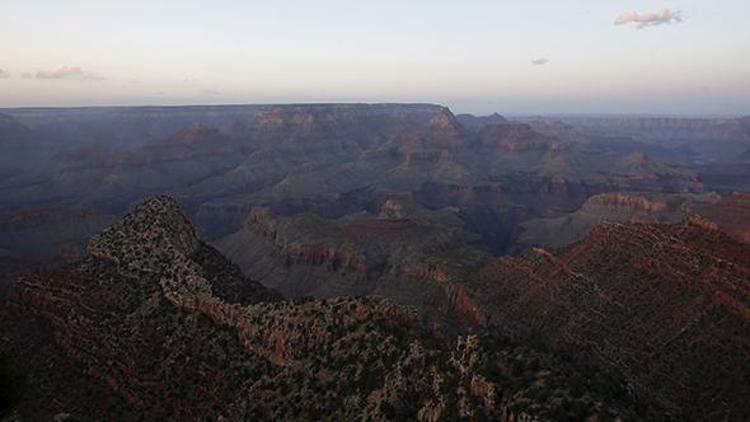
[0,102,746,119]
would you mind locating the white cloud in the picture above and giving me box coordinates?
[531,58,549,66]
[615,10,683,29]
[0,69,10,79]
[28,65,105,80]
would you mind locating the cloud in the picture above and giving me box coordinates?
[615,9,683,29]
[531,58,549,66]
[0,69,10,79]
[27,65,105,80]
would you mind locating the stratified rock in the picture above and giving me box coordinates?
[469,220,750,420]
[0,196,649,421]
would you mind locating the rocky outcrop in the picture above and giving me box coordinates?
[520,192,718,249]
[242,208,369,274]
[249,103,455,151]
[580,192,668,213]
[220,203,490,330]
[689,192,750,244]
[427,108,461,138]
[438,283,486,329]
[396,259,486,329]
[0,196,647,420]
[470,220,750,420]
[285,243,368,272]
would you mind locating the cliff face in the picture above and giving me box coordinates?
[0,196,646,420]
[217,203,490,330]
[689,192,750,244]
[580,192,669,213]
[1,104,713,264]
[249,103,455,151]
[470,220,750,420]
[519,192,719,249]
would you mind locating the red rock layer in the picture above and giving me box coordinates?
[469,221,750,420]
[0,196,646,421]
[690,192,750,244]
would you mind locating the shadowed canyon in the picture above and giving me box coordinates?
[1,104,749,420]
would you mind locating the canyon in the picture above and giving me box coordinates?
[0,197,649,420]
[1,103,749,420]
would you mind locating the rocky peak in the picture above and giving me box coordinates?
[487,112,506,122]
[689,192,750,244]
[428,107,461,136]
[87,196,200,270]
[455,113,509,131]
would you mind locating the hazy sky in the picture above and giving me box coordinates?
[1,0,749,114]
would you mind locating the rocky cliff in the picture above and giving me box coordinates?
[469,220,750,420]
[519,192,719,248]
[216,202,491,330]
[689,192,750,244]
[0,196,650,420]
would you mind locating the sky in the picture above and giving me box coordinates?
[1,0,749,115]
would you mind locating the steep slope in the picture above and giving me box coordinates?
[469,220,750,420]
[0,197,648,420]
[689,192,750,243]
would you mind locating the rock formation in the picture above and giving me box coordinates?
[469,220,750,420]
[0,197,648,420]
